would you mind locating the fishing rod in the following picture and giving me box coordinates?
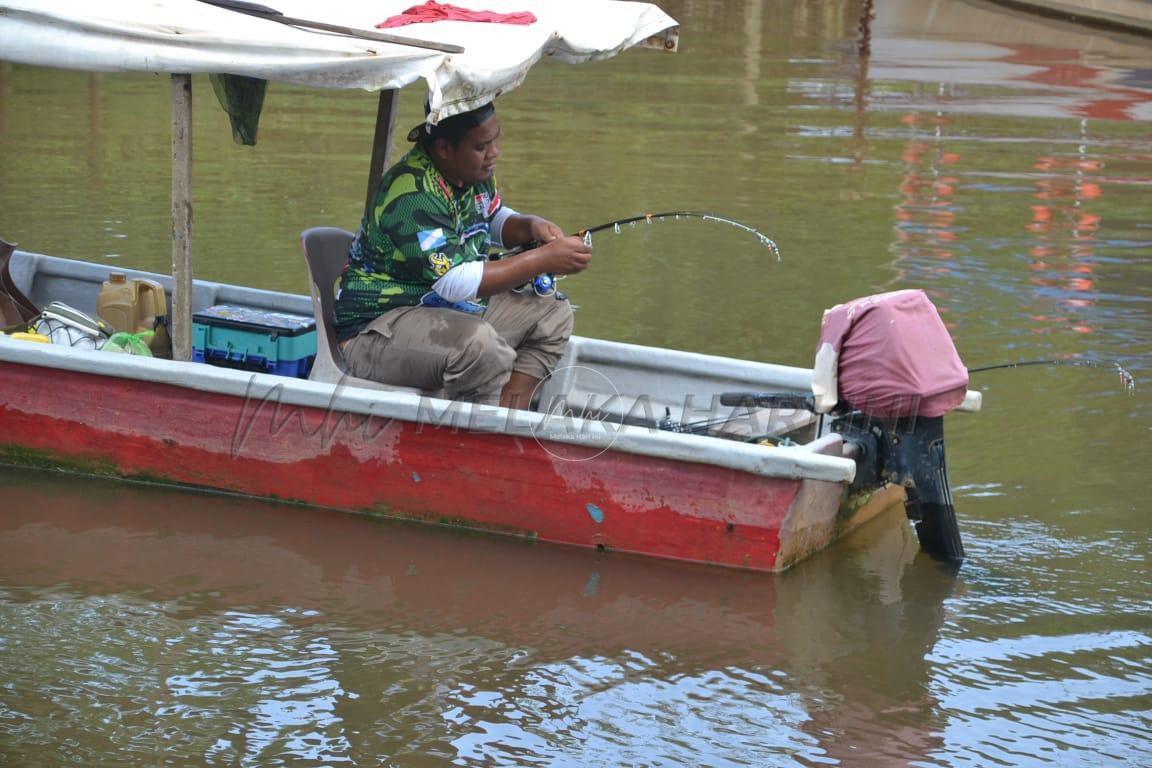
[968,359,1136,394]
[492,210,781,261]
[646,358,1138,447]
[577,211,781,260]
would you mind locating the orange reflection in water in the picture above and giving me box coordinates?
[889,109,1106,341]
[892,112,962,275]
[1027,135,1102,336]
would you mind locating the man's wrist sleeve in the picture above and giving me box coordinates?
[490,206,520,248]
[431,260,485,302]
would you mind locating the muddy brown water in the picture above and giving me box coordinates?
[1,1,1150,764]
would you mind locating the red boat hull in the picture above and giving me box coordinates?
[0,361,898,571]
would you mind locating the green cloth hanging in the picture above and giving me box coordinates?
[210,73,268,146]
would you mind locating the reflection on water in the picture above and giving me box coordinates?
[2,0,1151,764]
[2,466,1147,765]
[0,469,956,766]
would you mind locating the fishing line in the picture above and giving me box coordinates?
[969,359,1136,395]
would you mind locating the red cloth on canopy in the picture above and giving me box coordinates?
[377,1,537,29]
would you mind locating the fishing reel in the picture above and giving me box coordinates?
[510,272,566,299]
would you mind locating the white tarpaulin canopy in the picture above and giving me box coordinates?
[0,0,677,360]
[0,0,678,119]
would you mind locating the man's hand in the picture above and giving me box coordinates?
[530,217,565,244]
[535,235,591,276]
[502,213,565,248]
[478,233,591,297]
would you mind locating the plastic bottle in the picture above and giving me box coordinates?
[97,272,135,333]
[97,273,170,357]
[134,279,171,358]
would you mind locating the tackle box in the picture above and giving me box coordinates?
[192,304,316,378]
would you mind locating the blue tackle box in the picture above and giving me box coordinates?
[192,304,316,378]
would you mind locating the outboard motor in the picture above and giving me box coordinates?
[812,289,969,561]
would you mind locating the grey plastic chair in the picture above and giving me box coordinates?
[300,227,423,394]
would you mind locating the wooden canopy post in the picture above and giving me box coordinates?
[171,73,193,361]
[364,89,400,222]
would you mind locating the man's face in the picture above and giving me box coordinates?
[435,115,501,188]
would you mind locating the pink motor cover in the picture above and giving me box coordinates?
[814,289,969,417]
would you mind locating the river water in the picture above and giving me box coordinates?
[1,0,1150,765]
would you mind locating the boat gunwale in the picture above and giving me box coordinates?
[0,331,858,483]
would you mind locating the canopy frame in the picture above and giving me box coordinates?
[365,89,401,224]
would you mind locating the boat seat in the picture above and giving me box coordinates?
[300,227,426,395]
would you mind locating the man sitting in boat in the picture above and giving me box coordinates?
[333,101,592,408]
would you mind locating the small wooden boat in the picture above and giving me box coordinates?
[0,247,979,571]
[0,0,980,571]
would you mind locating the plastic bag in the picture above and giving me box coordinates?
[101,331,154,356]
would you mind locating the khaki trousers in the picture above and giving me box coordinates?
[342,290,574,405]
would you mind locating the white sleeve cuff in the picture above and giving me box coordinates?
[431,260,485,302]
[490,206,519,248]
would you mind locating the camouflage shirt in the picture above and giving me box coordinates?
[333,146,502,339]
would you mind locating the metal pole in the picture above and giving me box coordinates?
[364,89,399,222]
[171,74,193,361]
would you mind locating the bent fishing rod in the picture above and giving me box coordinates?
[579,211,782,260]
[492,210,781,261]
